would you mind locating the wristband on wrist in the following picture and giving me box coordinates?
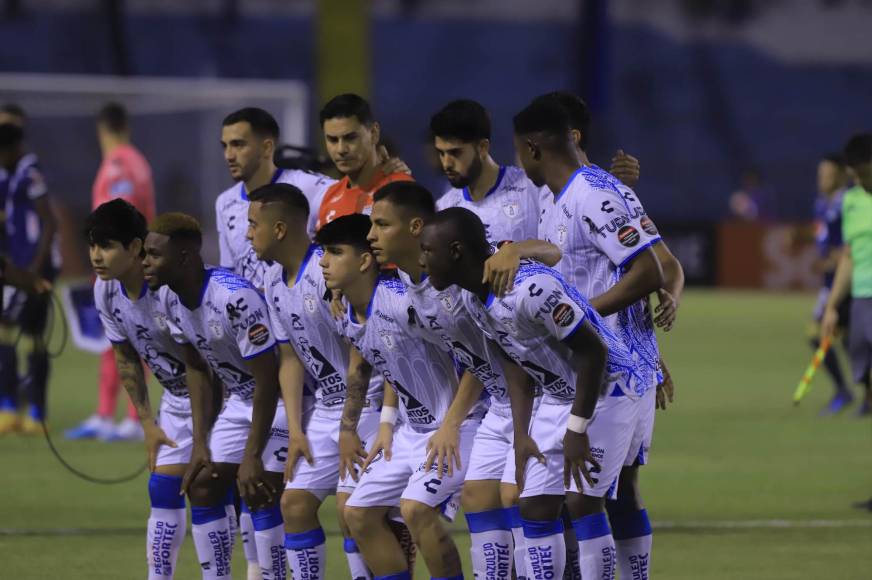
[567,414,591,434]
[380,406,398,425]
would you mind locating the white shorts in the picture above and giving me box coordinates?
[209,396,289,473]
[520,393,642,500]
[155,394,194,467]
[625,387,655,467]
[346,421,479,521]
[284,406,381,499]
[466,403,515,484]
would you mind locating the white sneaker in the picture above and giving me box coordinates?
[247,562,262,580]
[104,417,145,441]
[64,414,115,440]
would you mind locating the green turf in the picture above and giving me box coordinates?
[0,289,870,578]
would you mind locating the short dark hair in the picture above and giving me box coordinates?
[430,100,491,142]
[319,94,374,127]
[84,199,148,249]
[821,153,845,167]
[0,123,24,149]
[843,133,872,168]
[513,99,571,141]
[314,213,372,253]
[533,91,591,149]
[424,207,490,256]
[222,107,280,140]
[247,183,310,221]
[97,102,129,133]
[150,212,203,249]
[372,181,435,218]
[1,103,25,120]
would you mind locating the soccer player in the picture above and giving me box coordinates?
[87,199,191,579]
[67,102,158,442]
[0,121,58,435]
[370,180,565,579]
[512,98,673,580]
[143,213,288,580]
[420,207,644,580]
[245,182,384,579]
[217,107,334,289]
[0,103,26,127]
[822,133,872,418]
[315,94,413,230]
[316,212,482,580]
[811,154,860,414]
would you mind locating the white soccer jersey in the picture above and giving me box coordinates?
[398,269,508,406]
[264,245,382,412]
[161,267,276,401]
[215,168,334,287]
[94,279,188,410]
[461,261,642,400]
[437,165,545,243]
[539,164,662,392]
[336,274,470,433]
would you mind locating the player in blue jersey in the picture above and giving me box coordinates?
[0,121,58,435]
[86,200,194,579]
[421,207,647,580]
[143,213,287,579]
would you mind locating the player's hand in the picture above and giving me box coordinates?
[377,145,413,176]
[483,244,520,297]
[563,430,599,491]
[361,422,394,472]
[656,358,675,411]
[513,433,545,493]
[425,423,461,478]
[820,306,839,342]
[609,149,640,188]
[144,423,177,473]
[330,289,345,320]
[654,289,678,331]
[238,454,276,511]
[338,430,368,482]
[283,432,314,484]
[180,443,217,496]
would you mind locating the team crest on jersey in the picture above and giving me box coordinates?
[303,294,318,314]
[154,313,168,332]
[439,294,453,312]
[557,224,568,245]
[503,200,520,219]
[208,319,224,339]
[499,317,517,334]
[378,330,397,350]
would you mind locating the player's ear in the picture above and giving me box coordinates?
[370,122,381,146]
[262,136,275,159]
[128,237,143,258]
[477,139,490,158]
[359,251,375,273]
[569,129,582,147]
[409,216,424,236]
[449,240,462,261]
[274,220,287,241]
[526,138,540,161]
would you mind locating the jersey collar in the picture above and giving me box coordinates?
[555,167,584,202]
[283,243,318,287]
[240,168,284,201]
[462,165,506,202]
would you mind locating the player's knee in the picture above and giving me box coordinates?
[609,467,643,513]
[500,483,520,509]
[566,492,606,519]
[399,499,436,530]
[186,471,226,506]
[343,506,371,537]
[280,490,317,523]
[519,495,563,522]
[461,480,501,512]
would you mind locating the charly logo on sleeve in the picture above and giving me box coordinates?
[248,323,271,346]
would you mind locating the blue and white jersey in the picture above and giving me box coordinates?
[161,267,276,402]
[95,279,189,411]
[539,164,661,392]
[813,189,845,289]
[264,245,382,412]
[437,165,545,244]
[336,274,476,433]
[461,261,643,400]
[398,268,508,407]
[216,168,334,288]
[0,153,59,270]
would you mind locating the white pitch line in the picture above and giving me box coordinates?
[1,520,870,537]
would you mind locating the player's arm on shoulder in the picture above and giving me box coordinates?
[608,149,641,188]
[377,145,413,177]
[484,239,562,298]
[589,243,664,318]
[651,241,684,331]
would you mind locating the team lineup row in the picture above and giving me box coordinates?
[89,93,684,580]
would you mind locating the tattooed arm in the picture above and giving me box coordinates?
[113,340,177,471]
[338,346,374,480]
